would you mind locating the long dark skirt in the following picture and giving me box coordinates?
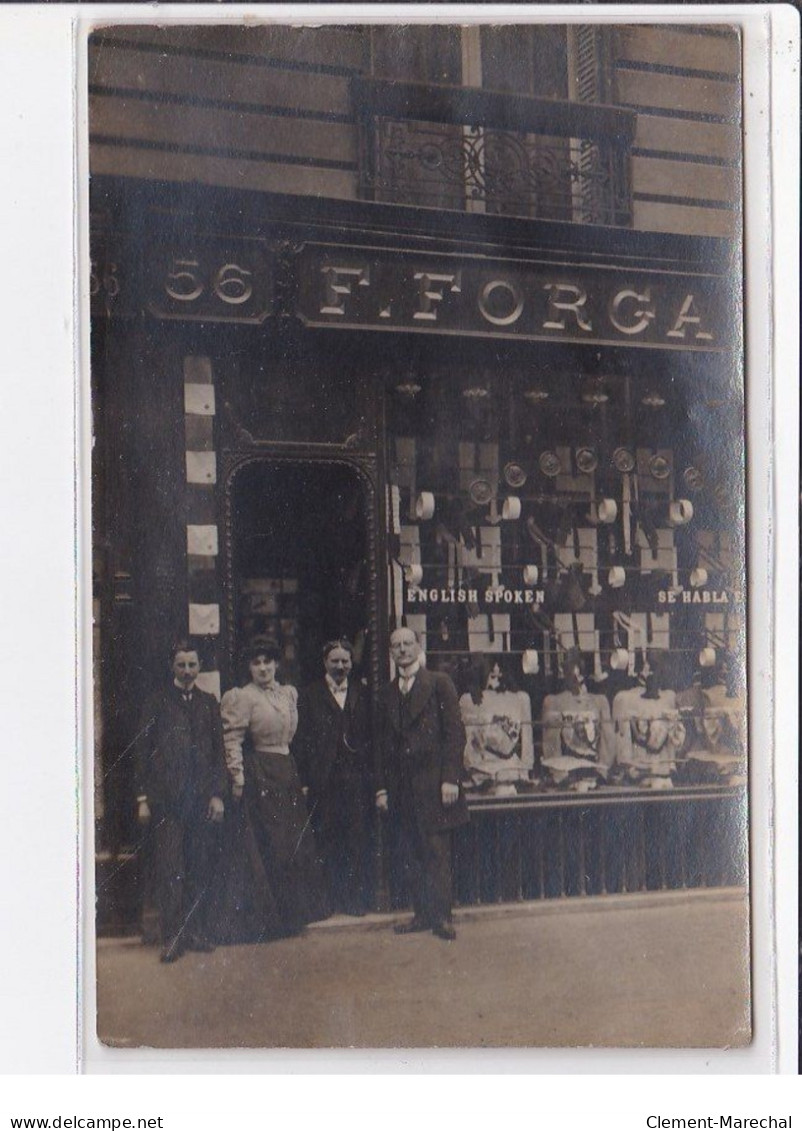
[213,751,330,941]
[209,799,285,944]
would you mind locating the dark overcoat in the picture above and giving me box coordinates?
[292,678,372,803]
[135,685,227,812]
[378,668,469,834]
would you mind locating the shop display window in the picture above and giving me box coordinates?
[386,363,745,800]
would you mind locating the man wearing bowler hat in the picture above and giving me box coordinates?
[376,626,468,941]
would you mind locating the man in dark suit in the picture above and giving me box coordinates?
[293,638,373,916]
[376,626,468,941]
[135,640,227,962]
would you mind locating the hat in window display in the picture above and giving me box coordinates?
[575,447,598,474]
[683,466,705,491]
[689,567,708,589]
[648,454,672,481]
[538,450,561,478]
[521,649,540,675]
[612,447,636,474]
[503,461,527,488]
[468,477,494,506]
[522,564,539,586]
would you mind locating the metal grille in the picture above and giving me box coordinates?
[363,114,632,226]
[453,787,746,904]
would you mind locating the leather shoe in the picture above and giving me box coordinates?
[432,923,457,941]
[394,917,430,935]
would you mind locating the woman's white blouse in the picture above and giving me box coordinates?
[220,682,299,789]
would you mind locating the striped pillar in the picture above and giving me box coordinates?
[183,355,221,700]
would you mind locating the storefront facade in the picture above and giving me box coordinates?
[91,168,746,929]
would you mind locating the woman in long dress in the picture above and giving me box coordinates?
[220,638,329,937]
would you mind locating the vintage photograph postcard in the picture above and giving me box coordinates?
[88,14,751,1051]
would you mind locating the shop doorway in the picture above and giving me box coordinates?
[228,459,372,689]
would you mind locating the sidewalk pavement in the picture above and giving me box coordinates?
[95,888,750,1051]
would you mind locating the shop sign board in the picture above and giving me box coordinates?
[294,243,733,351]
[406,585,740,609]
[93,231,733,352]
[90,231,275,323]
[146,238,274,323]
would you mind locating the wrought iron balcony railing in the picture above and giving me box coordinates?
[352,78,636,227]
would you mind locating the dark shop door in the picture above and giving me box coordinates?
[229,460,371,687]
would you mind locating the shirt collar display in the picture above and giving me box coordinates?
[398,661,421,692]
[325,675,349,703]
